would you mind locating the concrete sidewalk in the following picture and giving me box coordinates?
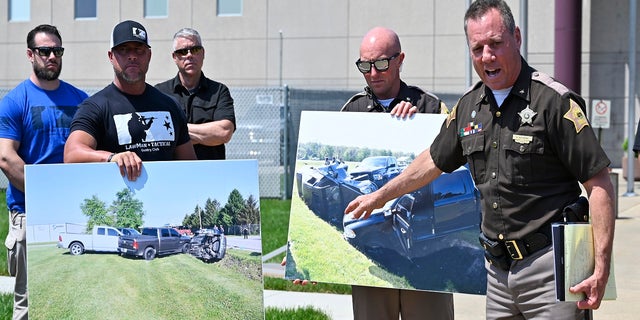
[263,170,640,319]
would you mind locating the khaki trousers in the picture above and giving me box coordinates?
[5,211,27,320]
[485,245,583,319]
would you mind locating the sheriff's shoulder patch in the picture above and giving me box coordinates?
[446,103,457,127]
[563,99,589,133]
[440,101,450,115]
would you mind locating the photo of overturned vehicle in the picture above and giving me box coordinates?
[343,166,482,263]
[296,156,397,226]
[188,229,227,263]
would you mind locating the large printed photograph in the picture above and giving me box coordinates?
[286,111,487,294]
[25,160,264,320]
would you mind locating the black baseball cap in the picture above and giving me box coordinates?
[111,20,150,49]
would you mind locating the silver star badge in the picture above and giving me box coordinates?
[518,105,537,126]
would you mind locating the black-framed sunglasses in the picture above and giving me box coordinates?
[174,45,204,57]
[355,52,400,74]
[31,46,65,57]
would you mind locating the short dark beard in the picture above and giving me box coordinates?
[115,69,143,84]
[33,62,61,81]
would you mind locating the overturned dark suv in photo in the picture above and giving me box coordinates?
[343,166,481,262]
[296,160,377,226]
[296,156,402,226]
[188,229,227,263]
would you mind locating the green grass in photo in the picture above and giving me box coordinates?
[28,245,263,320]
[287,190,411,288]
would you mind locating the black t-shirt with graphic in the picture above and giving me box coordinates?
[70,83,191,161]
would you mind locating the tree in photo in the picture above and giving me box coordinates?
[110,188,145,228]
[80,195,112,231]
[221,189,245,227]
[245,194,260,226]
[203,198,221,227]
[183,205,199,229]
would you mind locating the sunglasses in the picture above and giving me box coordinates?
[174,45,204,57]
[31,46,65,57]
[356,52,400,74]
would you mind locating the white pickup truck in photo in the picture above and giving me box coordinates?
[57,226,123,255]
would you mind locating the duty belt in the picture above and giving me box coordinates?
[502,231,550,260]
[480,226,552,271]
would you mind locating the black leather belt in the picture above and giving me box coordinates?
[502,231,550,260]
[480,225,552,270]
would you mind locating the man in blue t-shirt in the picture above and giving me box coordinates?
[0,24,88,320]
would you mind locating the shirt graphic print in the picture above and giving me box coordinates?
[113,111,175,152]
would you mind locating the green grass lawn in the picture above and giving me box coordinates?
[287,190,411,288]
[1,189,11,320]
[260,198,291,262]
[0,293,11,319]
[0,190,8,276]
[265,306,331,320]
[0,194,349,319]
[28,245,263,320]
[260,197,352,319]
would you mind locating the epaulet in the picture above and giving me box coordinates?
[531,71,570,96]
[340,91,367,111]
[444,82,481,127]
[440,101,449,114]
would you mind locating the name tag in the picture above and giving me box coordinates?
[512,134,533,144]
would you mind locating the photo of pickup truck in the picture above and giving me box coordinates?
[342,166,486,293]
[118,227,191,260]
[348,156,401,188]
[57,226,123,255]
[343,166,481,262]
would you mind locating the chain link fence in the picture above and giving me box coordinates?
[227,87,286,198]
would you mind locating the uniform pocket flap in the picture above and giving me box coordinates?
[460,133,485,156]
[504,134,544,155]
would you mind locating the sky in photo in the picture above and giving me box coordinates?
[25,160,260,227]
[296,111,446,154]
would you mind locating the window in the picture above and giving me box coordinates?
[144,0,168,18]
[217,0,242,16]
[9,0,30,22]
[75,0,96,19]
[432,173,467,201]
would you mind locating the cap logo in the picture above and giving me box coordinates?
[132,27,147,41]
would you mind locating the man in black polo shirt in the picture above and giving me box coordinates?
[156,28,236,160]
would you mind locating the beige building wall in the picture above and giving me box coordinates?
[0,0,639,166]
[0,0,543,92]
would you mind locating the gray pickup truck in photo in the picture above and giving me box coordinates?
[118,227,191,260]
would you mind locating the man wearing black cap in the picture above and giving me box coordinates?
[65,20,196,179]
